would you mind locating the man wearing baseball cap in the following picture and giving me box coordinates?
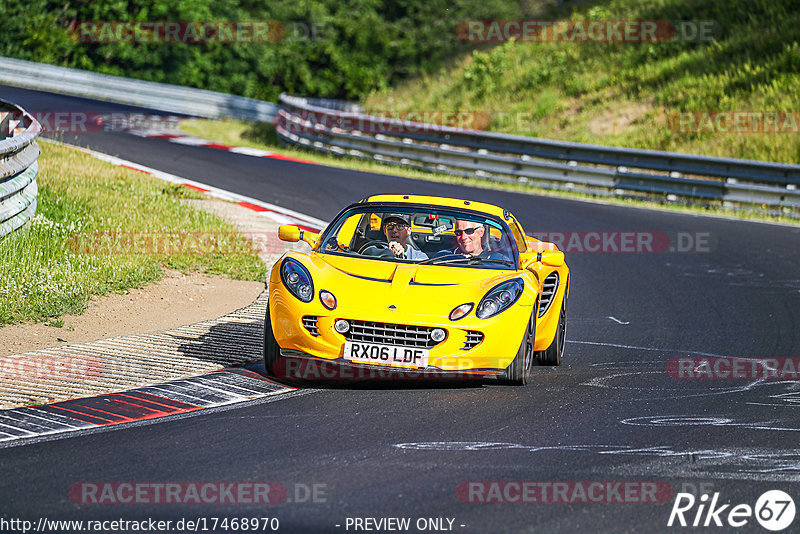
[382,213,428,260]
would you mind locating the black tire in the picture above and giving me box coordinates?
[500,311,536,385]
[535,296,566,366]
[263,304,281,376]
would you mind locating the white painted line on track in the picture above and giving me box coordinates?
[40,138,329,230]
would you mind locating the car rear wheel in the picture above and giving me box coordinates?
[536,296,566,366]
[263,304,281,376]
[501,311,535,385]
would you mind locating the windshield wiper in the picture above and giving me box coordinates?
[418,253,468,265]
[419,254,515,267]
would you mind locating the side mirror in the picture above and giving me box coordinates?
[519,250,565,269]
[278,225,320,248]
[278,225,301,242]
[540,250,565,267]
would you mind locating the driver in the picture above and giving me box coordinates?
[382,214,428,260]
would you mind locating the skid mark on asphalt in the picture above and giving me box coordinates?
[573,343,791,401]
[582,370,762,400]
[570,339,736,359]
[395,442,730,459]
[393,442,800,479]
[621,415,800,432]
[583,361,800,410]
[747,384,800,407]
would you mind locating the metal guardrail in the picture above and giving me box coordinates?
[2,56,796,212]
[0,56,278,122]
[276,95,800,213]
[0,98,41,238]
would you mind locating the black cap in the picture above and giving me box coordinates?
[382,213,411,227]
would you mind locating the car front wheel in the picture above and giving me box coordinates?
[500,311,535,385]
[263,304,281,376]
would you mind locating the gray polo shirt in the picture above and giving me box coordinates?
[405,242,428,260]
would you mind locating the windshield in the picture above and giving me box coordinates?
[316,205,518,269]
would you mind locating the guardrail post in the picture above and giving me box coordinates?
[0,111,11,138]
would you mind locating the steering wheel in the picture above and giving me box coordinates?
[358,240,390,255]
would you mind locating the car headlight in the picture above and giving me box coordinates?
[476,278,524,319]
[280,258,314,303]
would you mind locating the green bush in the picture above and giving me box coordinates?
[0,0,524,101]
[365,0,800,163]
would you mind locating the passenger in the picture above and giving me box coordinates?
[446,219,511,263]
[382,214,428,260]
[452,219,486,255]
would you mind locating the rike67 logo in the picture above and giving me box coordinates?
[668,490,795,531]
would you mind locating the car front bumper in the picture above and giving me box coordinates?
[268,289,533,374]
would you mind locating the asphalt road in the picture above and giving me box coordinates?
[2,85,800,533]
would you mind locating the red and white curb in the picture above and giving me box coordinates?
[43,138,328,233]
[0,141,328,446]
[0,367,299,448]
[128,129,316,165]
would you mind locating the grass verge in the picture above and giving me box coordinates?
[179,118,798,226]
[0,142,264,326]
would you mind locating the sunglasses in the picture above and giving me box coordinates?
[384,222,409,231]
[453,227,480,237]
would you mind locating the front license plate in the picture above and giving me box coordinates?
[343,341,428,369]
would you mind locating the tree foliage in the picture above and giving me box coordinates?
[0,0,524,100]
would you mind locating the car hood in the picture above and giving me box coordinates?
[300,252,524,320]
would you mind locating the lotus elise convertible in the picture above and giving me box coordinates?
[264,194,569,385]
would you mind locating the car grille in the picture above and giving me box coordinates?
[343,320,443,348]
[302,316,319,336]
[462,331,484,350]
[538,272,559,318]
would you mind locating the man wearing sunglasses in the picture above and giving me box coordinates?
[453,220,486,256]
[382,214,428,260]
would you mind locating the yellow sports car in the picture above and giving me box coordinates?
[264,194,569,385]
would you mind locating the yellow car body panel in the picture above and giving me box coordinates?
[267,194,569,378]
